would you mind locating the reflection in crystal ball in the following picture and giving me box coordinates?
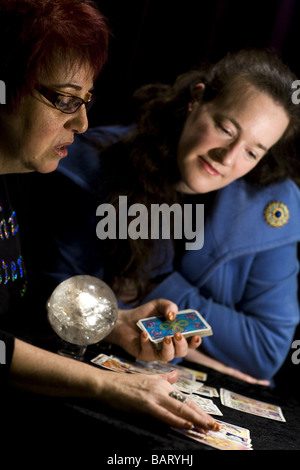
[47,275,118,345]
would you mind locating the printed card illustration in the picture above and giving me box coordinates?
[220,388,286,422]
[137,309,212,348]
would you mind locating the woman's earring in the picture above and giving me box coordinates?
[188,102,193,112]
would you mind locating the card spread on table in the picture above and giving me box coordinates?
[137,309,212,346]
[90,352,290,450]
[220,388,286,422]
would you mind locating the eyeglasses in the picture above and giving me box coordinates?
[36,85,96,114]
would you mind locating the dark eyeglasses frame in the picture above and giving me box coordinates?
[36,85,95,114]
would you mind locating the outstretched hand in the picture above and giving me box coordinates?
[10,338,219,433]
[105,298,202,362]
[98,367,220,432]
[186,349,271,386]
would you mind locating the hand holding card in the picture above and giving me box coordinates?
[137,309,212,348]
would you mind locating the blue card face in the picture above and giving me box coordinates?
[137,310,212,343]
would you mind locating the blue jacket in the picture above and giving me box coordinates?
[56,125,300,381]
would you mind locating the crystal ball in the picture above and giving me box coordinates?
[47,275,118,346]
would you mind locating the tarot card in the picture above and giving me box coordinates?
[173,427,251,450]
[178,366,207,382]
[91,354,131,373]
[173,377,199,394]
[109,355,153,374]
[91,354,144,374]
[136,360,196,380]
[220,388,286,422]
[163,363,196,381]
[215,419,252,447]
[137,309,212,348]
[193,383,219,398]
[189,394,223,416]
[155,361,208,382]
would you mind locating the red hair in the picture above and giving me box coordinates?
[0,0,110,109]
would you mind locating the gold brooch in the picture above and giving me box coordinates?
[264,201,289,227]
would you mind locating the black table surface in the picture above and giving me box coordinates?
[2,336,300,462]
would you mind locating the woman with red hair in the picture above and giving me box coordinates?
[0,0,218,433]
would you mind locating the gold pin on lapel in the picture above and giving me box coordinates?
[264,201,289,227]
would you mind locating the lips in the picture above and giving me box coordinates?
[54,141,73,158]
[198,156,220,176]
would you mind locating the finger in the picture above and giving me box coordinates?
[159,392,219,432]
[185,398,221,432]
[224,366,269,385]
[256,379,270,386]
[173,332,189,358]
[139,332,177,363]
[139,331,158,361]
[237,371,270,386]
[163,369,180,384]
[152,298,178,320]
[187,335,202,350]
[146,401,195,430]
[159,336,176,362]
[238,373,270,386]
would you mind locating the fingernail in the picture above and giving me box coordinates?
[168,311,175,321]
[164,336,172,345]
[208,422,220,431]
[175,332,182,341]
[141,331,148,339]
[184,421,193,430]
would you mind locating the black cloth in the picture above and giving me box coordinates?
[1,338,300,460]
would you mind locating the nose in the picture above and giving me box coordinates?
[65,105,89,134]
[209,142,240,167]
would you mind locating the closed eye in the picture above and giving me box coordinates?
[247,150,257,160]
[216,122,233,137]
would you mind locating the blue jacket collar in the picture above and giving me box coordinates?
[202,177,300,258]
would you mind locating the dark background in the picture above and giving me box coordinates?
[89,0,300,126]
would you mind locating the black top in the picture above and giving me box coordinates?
[0,175,27,381]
